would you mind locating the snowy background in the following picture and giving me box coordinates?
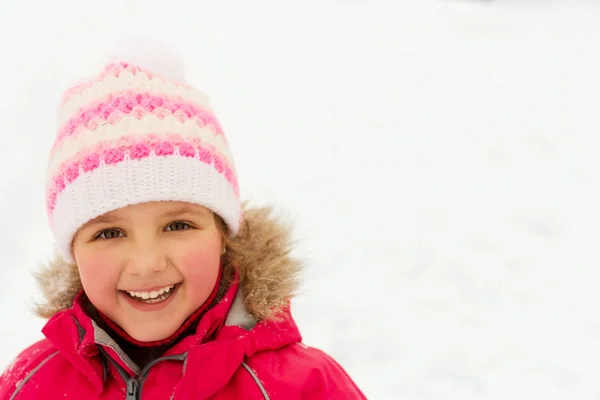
[0,0,599,398]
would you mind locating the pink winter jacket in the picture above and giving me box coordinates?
[0,207,366,399]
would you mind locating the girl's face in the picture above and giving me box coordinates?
[72,201,223,342]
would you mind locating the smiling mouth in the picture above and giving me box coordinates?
[123,283,181,304]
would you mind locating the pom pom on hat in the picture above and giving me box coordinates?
[107,38,188,83]
[47,39,241,263]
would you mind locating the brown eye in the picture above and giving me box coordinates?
[97,229,123,240]
[165,221,192,231]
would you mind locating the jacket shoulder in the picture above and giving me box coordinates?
[0,339,59,400]
[246,343,367,399]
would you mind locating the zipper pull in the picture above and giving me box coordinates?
[126,378,139,400]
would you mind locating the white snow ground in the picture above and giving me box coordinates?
[0,1,599,398]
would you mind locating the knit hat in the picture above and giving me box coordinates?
[46,41,241,263]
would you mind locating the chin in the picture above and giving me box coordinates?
[127,324,179,343]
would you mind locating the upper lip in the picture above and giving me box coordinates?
[120,283,180,292]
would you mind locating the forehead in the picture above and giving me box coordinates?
[88,201,211,225]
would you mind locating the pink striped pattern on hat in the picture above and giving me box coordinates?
[54,93,225,153]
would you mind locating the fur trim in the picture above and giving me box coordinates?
[33,204,301,321]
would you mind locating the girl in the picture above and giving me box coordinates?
[0,42,366,399]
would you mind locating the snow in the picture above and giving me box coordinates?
[1,0,599,398]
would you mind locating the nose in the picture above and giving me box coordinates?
[125,239,168,277]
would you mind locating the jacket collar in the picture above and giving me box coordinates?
[41,276,302,395]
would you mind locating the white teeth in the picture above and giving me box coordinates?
[127,284,175,300]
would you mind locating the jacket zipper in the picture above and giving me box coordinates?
[126,378,140,400]
[99,347,186,400]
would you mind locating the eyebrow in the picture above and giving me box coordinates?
[161,205,211,219]
[89,214,121,225]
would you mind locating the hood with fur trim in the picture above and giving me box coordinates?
[33,205,301,322]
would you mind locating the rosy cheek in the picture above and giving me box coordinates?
[180,248,221,290]
[77,254,119,292]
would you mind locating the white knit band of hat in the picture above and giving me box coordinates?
[51,155,241,263]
